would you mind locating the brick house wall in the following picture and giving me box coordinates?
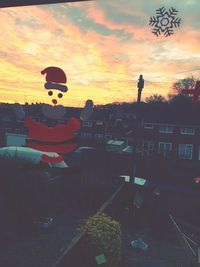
[139,123,200,161]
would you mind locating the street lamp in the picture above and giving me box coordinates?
[137,74,144,103]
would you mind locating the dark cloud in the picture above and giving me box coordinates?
[96,2,146,27]
[97,0,200,31]
[66,5,133,38]
[44,4,133,40]
[15,17,44,29]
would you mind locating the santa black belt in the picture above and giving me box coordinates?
[27,137,78,145]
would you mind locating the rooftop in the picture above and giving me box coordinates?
[107,140,125,146]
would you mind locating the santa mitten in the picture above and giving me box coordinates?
[80,100,94,122]
[12,103,25,120]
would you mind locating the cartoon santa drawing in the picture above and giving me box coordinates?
[13,66,93,168]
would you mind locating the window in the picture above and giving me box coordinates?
[149,143,154,150]
[144,123,154,129]
[142,141,154,156]
[123,122,128,128]
[158,142,172,156]
[96,121,104,126]
[81,132,92,139]
[95,134,104,140]
[181,127,195,135]
[115,119,123,128]
[2,0,199,160]
[83,121,93,127]
[159,126,173,133]
[105,134,112,140]
[5,127,12,132]
[179,144,193,160]
[143,141,154,150]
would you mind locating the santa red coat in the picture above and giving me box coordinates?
[25,116,81,154]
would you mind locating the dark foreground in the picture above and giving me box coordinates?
[0,154,200,267]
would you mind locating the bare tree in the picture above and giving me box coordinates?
[172,76,196,94]
[145,94,166,103]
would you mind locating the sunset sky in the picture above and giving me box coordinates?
[0,0,200,107]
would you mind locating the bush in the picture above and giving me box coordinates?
[80,213,122,267]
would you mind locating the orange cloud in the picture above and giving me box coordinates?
[0,2,199,107]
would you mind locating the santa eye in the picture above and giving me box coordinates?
[58,93,63,98]
[48,91,53,96]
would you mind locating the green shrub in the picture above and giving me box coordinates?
[80,213,122,267]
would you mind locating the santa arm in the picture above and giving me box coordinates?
[66,117,81,131]
[24,116,39,128]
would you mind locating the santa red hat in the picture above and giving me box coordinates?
[41,66,68,92]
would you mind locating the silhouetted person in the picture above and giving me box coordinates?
[137,74,144,103]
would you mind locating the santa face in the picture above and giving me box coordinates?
[40,66,68,120]
[42,102,66,120]
[41,89,66,120]
[48,90,64,106]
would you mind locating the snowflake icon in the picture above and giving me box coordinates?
[149,7,181,37]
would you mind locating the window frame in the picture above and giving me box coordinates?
[159,125,173,134]
[158,142,172,154]
[81,132,92,139]
[144,123,154,129]
[83,121,93,127]
[105,134,112,140]
[142,141,154,150]
[178,144,193,160]
[94,133,104,140]
[181,127,195,135]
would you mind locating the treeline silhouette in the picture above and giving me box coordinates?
[1,94,200,123]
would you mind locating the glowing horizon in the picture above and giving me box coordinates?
[0,0,200,107]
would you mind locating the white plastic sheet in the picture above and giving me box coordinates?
[0,146,68,168]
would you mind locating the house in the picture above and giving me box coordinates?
[79,108,115,143]
[137,113,200,161]
[2,102,200,163]
[79,107,135,144]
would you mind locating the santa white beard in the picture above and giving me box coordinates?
[42,104,66,120]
